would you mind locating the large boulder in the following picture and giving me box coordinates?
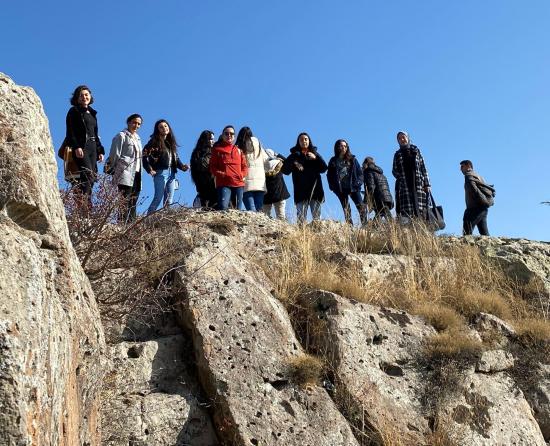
[0,73,105,445]
[175,224,359,446]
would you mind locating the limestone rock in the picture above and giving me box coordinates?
[101,335,218,446]
[522,364,550,442]
[475,349,515,373]
[0,73,105,445]
[176,230,359,446]
[300,290,435,444]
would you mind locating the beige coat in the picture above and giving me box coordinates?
[244,137,270,193]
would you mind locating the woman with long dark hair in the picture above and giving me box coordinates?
[65,85,105,197]
[106,113,143,223]
[190,130,217,208]
[143,119,189,214]
[392,131,431,221]
[282,132,328,223]
[236,126,270,212]
[327,139,366,225]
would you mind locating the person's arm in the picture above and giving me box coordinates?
[176,152,189,172]
[467,176,491,206]
[209,149,222,178]
[392,153,400,179]
[281,153,295,175]
[354,158,364,185]
[418,152,431,191]
[65,108,80,150]
[94,115,105,158]
[142,142,155,175]
[326,159,336,192]
[365,171,375,195]
[240,148,249,179]
[108,133,124,169]
[314,151,328,173]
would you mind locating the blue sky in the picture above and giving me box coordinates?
[2,0,549,240]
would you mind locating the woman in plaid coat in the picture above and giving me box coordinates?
[392,131,431,220]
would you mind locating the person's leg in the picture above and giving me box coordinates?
[296,201,307,224]
[472,208,489,236]
[337,192,352,224]
[350,190,366,225]
[217,187,231,210]
[463,208,474,235]
[262,203,273,217]
[253,191,265,212]
[274,200,286,220]
[147,170,168,214]
[243,191,255,211]
[310,200,322,221]
[128,171,141,222]
[163,173,176,207]
[75,145,97,196]
[233,187,244,210]
[117,184,131,223]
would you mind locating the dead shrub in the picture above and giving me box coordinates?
[286,354,324,387]
[447,289,512,321]
[424,329,483,362]
[514,318,550,345]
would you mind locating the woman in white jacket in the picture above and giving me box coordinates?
[236,127,270,212]
[106,113,143,223]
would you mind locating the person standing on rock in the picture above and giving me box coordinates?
[236,126,270,212]
[190,130,217,209]
[460,160,494,236]
[392,131,431,222]
[209,125,248,211]
[106,114,144,223]
[327,139,366,225]
[143,119,189,214]
[65,85,105,198]
[282,132,328,224]
[363,156,394,220]
[263,149,290,220]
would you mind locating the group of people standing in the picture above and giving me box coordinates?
[62,85,494,235]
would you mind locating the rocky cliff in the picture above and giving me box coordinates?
[0,74,549,446]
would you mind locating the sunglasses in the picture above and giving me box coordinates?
[224,131,235,136]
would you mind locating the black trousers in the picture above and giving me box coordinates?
[336,189,366,225]
[74,140,98,196]
[463,206,489,236]
[118,171,141,224]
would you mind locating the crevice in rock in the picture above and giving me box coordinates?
[4,201,49,234]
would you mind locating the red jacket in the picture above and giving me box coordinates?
[209,142,248,188]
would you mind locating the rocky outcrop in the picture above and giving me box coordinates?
[0,73,105,444]
[176,225,359,446]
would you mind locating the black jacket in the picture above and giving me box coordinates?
[464,170,494,209]
[364,164,394,208]
[264,154,290,204]
[190,147,217,203]
[327,155,363,194]
[143,139,186,174]
[65,106,105,155]
[282,147,328,203]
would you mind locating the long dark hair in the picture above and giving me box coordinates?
[70,85,94,106]
[334,139,353,161]
[193,130,214,154]
[150,119,178,154]
[292,132,315,152]
[236,126,259,158]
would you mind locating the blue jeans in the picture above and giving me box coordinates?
[243,191,265,212]
[296,200,322,224]
[147,169,176,214]
[217,186,244,210]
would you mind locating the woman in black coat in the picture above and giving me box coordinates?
[190,130,217,209]
[65,85,105,197]
[263,150,290,220]
[282,132,328,224]
[363,156,394,220]
[327,139,366,225]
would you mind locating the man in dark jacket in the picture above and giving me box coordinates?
[460,160,494,236]
[363,157,394,220]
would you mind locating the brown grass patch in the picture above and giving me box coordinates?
[514,318,550,345]
[286,354,324,387]
[424,329,483,362]
[412,304,465,332]
[446,289,513,321]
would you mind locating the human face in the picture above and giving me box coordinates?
[157,121,170,137]
[78,89,91,107]
[208,133,215,148]
[338,140,348,157]
[460,164,469,174]
[397,133,409,146]
[127,117,142,134]
[222,128,235,144]
[299,134,310,150]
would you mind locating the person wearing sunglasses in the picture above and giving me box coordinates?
[209,125,248,210]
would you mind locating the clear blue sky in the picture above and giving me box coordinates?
[2,0,549,240]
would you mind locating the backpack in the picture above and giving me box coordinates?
[477,181,496,207]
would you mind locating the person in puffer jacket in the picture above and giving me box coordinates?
[236,127,270,212]
[209,125,248,210]
[460,159,493,236]
[263,149,290,220]
[363,156,394,220]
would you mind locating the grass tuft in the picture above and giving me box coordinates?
[287,354,324,387]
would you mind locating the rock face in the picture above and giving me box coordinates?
[0,73,105,445]
[176,225,359,446]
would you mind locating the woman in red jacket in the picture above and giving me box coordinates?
[209,125,248,210]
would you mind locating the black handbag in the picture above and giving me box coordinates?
[427,192,445,231]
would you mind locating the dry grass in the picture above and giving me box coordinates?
[412,304,464,332]
[424,329,483,362]
[286,354,324,387]
[514,318,550,345]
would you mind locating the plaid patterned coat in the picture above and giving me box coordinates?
[392,145,431,218]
